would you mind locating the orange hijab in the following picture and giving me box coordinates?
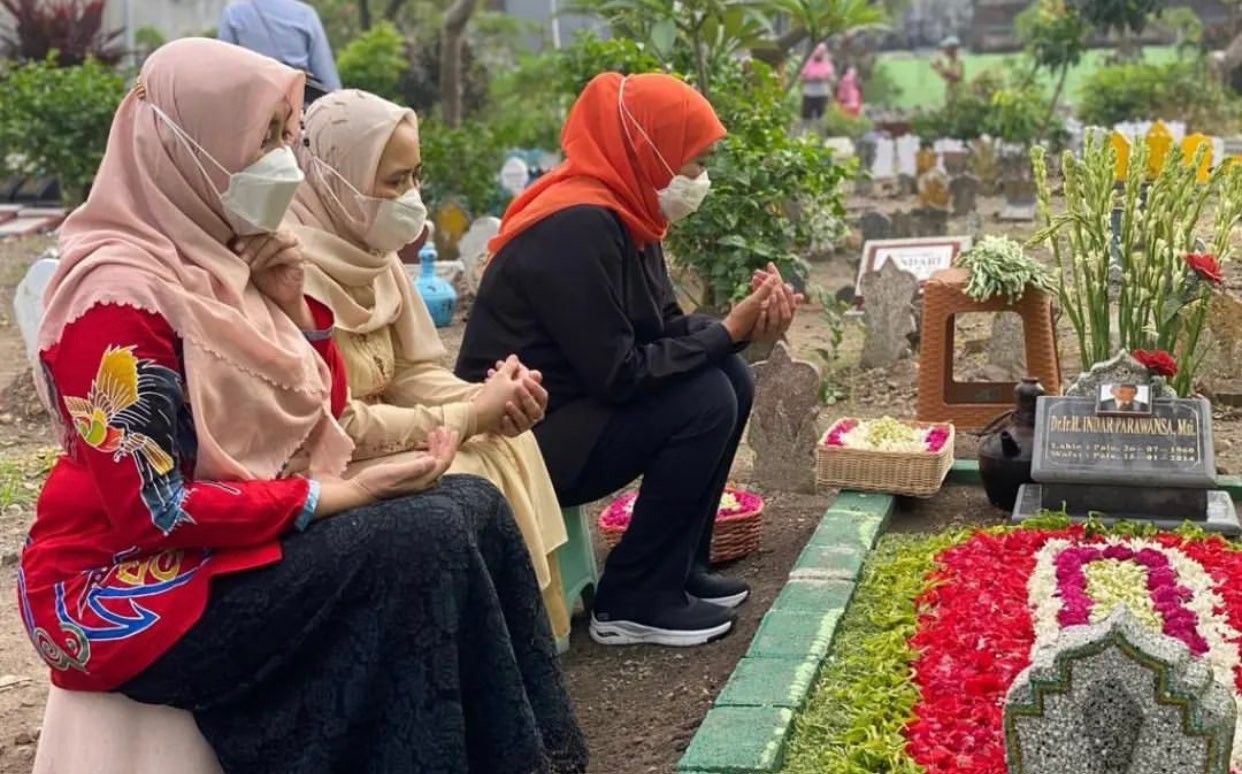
[487,72,726,254]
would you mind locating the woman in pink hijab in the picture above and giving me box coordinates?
[20,38,585,774]
[800,42,836,121]
[837,66,863,116]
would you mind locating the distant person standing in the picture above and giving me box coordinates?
[799,43,836,122]
[931,35,964,104]
[219,0,342,104]
[836,66,862,116]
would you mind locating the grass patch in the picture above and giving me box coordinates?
[0,447,56,510]
[780,529,968,774]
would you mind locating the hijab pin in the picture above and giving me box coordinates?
[132,79,148,100]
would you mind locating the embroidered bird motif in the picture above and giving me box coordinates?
[63,347,176,475]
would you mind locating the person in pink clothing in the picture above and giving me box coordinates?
[799,43,836,121]
[837,66,862,116]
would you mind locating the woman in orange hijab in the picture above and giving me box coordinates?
[457,72,796,648]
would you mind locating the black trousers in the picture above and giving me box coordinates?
[541,355,754,609]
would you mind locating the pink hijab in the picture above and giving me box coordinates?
[40,38,353,481]
[801,43,835,81]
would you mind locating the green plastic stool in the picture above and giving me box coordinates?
[554,505,599,655]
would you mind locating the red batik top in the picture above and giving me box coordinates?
[16,300,347,691]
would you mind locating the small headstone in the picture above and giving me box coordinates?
[890,210,914,238]
[915,145,938,176]
[1005,605,1236,774]
[1145,120,1174,178]
[432,199,472,258]
[499,156,531,196]
[15,253,58,361]
[896,173,916,198]
[910,208,948,237]
[456,216,500,296]
[859,211,892,244]
[858,261,918,369]
[872,137,896,179]
[748,341,822,493]
[988,313,1026,377]
[917,168,951,211]
[949,174,980,217]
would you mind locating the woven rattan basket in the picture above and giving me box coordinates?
[598,487,764,565]
[816,418,954,497]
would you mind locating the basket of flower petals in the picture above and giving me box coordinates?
[598,485,765,565]
[816,416,954,497]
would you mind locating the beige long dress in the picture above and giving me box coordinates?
[328,294,570,642]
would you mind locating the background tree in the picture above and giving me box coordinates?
[1017,0,1090,131]
[440,0,479,125]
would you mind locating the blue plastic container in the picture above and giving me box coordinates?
[414,242,457,328]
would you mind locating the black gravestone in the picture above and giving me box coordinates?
[1031,397,1215,487]
[1012,396,1240,535]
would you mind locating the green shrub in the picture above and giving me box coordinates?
[0,55,125,204]
[1076,59,1240,132]
[418,117,510,217]
[337,21,407,103]
[662,58,848,309]
[821,103,872,140]
[912,69,1060,146]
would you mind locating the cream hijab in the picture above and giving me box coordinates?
[40,38,353,481]
[288,89,444,364]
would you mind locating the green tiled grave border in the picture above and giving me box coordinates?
[677,490,895,772]
[947,459,1242,500]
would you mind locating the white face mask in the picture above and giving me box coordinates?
[618,76,713,224]
[312,157,428,252]
[657,171,711,223]
[150,104,304,236]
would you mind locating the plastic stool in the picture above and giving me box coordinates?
[554,505,599,655]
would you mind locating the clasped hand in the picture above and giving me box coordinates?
[722,262,804,344]
[473,355,548,437]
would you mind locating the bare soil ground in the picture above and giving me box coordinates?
[0,189,1240,772]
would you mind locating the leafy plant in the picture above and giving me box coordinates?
[1076,59,1241,133]
[337,21,407,103]
[781,530,967,774]
[821,102,872,139]
[0,0,123,66]
[0,55,126,204]
[913,69,1058,146]
[813,291,850,404]
[1030,136,1242,394]
[418,116,510,217]
[663,58,848,308]
[860,59,902,107]
[956,235,1054,303]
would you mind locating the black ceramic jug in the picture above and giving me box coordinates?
[977,377,1044,511]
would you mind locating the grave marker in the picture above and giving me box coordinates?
[859,212,892,245]
[854,236,971,292]
[1145,120,1173,179]
[748,342,821,493]
[949,174,980,217]
[1012,383,1238,533]
[858,261,918,370]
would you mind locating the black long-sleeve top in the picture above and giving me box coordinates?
[455,205,737,483]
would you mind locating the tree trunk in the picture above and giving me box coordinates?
[384,0,407,21]
[358,0,372,30]
[1041,64,1068,136]
[440,0,478,127]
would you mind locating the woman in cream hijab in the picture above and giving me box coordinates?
[288,89,571,641]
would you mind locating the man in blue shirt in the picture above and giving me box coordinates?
[218,0,342,95]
